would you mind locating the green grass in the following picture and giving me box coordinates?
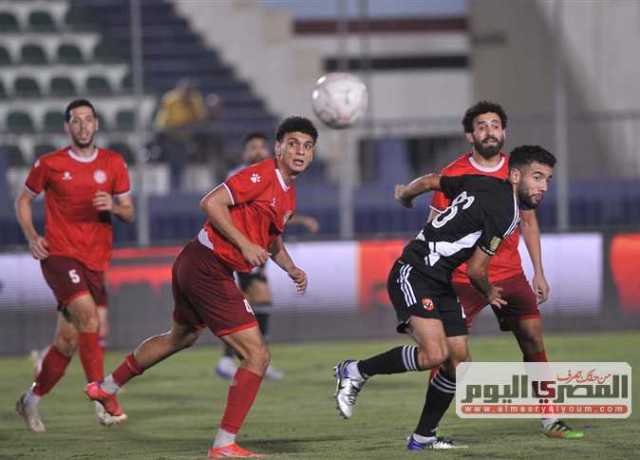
[1,332,639,459]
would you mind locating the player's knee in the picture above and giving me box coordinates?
[245,344,271,372]
[54,334,77,356]
[417,346,449,370]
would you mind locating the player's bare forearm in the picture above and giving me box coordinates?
[395,173,441,208]
[15,191,39,242]
[269,237,296,273]
[112,196,135,223]
[520,209,543,274]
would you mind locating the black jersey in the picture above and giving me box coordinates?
[401,175,519,292]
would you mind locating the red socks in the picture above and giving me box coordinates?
[220,368,264,434]
[112,353,144,387]
[524,351,548,362]
[78,332,104,383]
[32,346,72,396]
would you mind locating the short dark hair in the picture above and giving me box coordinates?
[244,132,267,145]
[276,116,318,144]
[462,100,508,133]
[64,99,96,122]
[509,145,556,170]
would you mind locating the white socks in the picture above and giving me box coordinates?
[25,387,41,406]
[541,417,559,429]
[412,432,437,443]
[213,428,236,448]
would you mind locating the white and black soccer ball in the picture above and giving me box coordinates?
[311,72,368,129]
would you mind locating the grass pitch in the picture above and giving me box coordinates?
[1,332,638,459]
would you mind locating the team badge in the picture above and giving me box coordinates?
[93,169,107,184]
[62,171,72,181]
[250,173,261,183]
[421,297,434,311]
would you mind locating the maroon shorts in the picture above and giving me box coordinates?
[41,256,107,310]
[172,239,258,337]
[453,273,540,330]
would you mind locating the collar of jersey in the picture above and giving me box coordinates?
[68,147,99,163]
[275,167,289,191]
[468,153,505,172]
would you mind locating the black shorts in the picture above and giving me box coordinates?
[387,259,467,337]
[236,266,268,292]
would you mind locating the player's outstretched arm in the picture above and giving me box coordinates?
[520,209,550,303]
[270,236,307,293]
[15,189,49,259]
[200,185,269,266]
[467,246,506,308]
[394,173,442,208]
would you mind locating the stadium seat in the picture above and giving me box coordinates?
[0,12,20,32]
[0,80,7,99]
[96,112,109,131]
[115,110,135,131]
[120,73,132,91]
[34,143,57,157]
[20,44,48,65]
[43,111,66,133]
[1,144,26,167]
[50,76,77,98]
[86,76,113,95]
[14,77,42,98]
[57,44,84,64]
[92,40,120,63]
[6,111,36,133]
[0,46,12,66]
[107,142,135,164]
[28,11,57,32]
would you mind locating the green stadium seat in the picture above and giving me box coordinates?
[43,111,66,133]
[20,44,48,65]
[14,77,42,98]
[34,143,57,157]
[50,76,77,97]
[1,144,26,167]
[0,46,12,66]
[28,11,57,32]
[7,111,36,133]
[0,12,20,32]
[86,76,112,96]
[107,142,135,164]
[57,44,84,64]
[115,110,135,131]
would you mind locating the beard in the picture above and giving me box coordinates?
[473,135,504,159]
[72,133,95,149]
[517,190,541,210]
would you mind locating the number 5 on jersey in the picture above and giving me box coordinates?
[68,269,81,284]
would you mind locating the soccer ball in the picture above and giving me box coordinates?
[311,72,368,129]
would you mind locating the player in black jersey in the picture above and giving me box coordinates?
[334,145,556,451]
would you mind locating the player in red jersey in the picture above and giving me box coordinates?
[215,132,319,381]
[86,116,317,458]
[15,99,134,432]
[427,101,583,439]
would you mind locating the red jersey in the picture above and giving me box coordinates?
[430,152,522,284]
[201,159,296,272]
[25,147,131,271]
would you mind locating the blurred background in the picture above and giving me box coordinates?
[1,0,639,354]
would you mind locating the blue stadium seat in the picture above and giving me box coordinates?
[43,111,66,133]
[0,12,20,32]
[57,44,84,64]
[0,46,12,66]
[86,75,113,95]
